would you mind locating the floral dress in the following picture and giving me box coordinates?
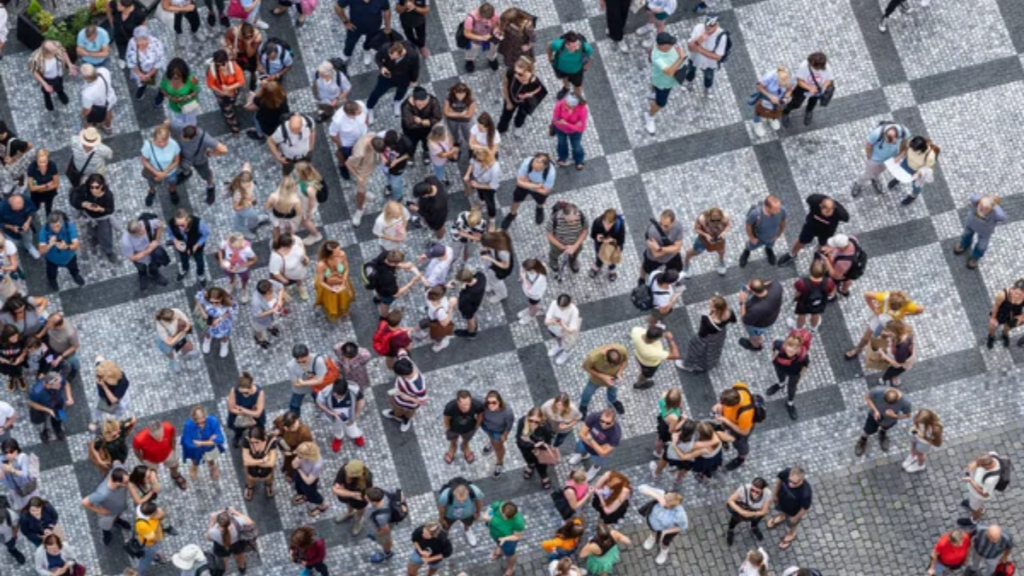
[197,293,239,339]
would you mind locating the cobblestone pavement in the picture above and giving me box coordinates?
[1,0,1023,574]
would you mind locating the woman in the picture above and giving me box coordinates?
[250,279,286,349]
[0,235,20,301]
[541,392,582,448]
[464,148,502,221]
[228,164,264,236]
[126,26,166,105]
[592,471,631,526]
[87,417,136,474]
[154,307,199,372]
[219,234,258,303]
[688,422,725,482]
[269,233,310,302]
[751,66,793,137]
[544,294,581,366]
[469,112,500,157]
[332,459,373,534]
[515,407,555,490]
[245,79,290,141]
[768,333,809,420]
[162,0,202,39]
[548,558,582,576]
[845,290,925,359]
[680,296,735,373]
[26,149,59,217]
[499,56,547,135]
[738,548,769,576]
[552,94,588,170]
[181,405,225,481]
[424,286,456,353]
[33,534,79,576]
[541,517,584,561]
[654,387,683,460]
[160,58,202,132]
[314,241,354,322]
[0,325,27,391]
[650,420,717,483]
[682,207,730,278]
[560,469,592,517]
[1,439,39,511]
[879,320,915,387]
[373,201,409,252]
[18,497,59,547]
[408,521,452,576]
[242,426,278,500]
[427,125,457,183]
[495,8,535,69]
[195,287,238,358]
[265,175,303,244]
[987,279,1024,349]
[579,521,630,576]
[128,464,177,535]
[289,526,328,576]
[272,411,313,482]
[293,441,329,517]
[223,22,262,91]
[450,206,486,264]
[227,372,266,448]
[481,230,513,303]
[444,83,477,157]
[344,133,379,226]
[206,509,254,574]
[639,487,688,566]
[589,209,625,282]
[480,390,515,477]
[904,409,942,474]
[782,52,833,128]
[888,135,940,205]
[293,162,324,245]
[207,50,246,134]
[0,294,47,339]
[517,259,548,324]
[28,40,76,112]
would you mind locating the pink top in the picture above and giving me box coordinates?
[465,10,499,38]
[551,100,589,135]
[566,480,589,502]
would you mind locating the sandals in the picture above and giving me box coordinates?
[244,486,254,501]
[576,163,585,171]
[464,451,476,464]
[766,515,785,529]
[444,452,455,465]
[608,271,618,282]
[271,6,288,14]
[172,474,188,491]
[265,483,275,498]
[292,494,307,506]
[308,505,328,518]
[523,465,535,480]
[779,534,797,549]
[844,349,860,360]
[541,477,552,490]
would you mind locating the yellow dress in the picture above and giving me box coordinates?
[315,261,354,321]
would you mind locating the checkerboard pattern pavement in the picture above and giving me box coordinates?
[2,0,1024,574]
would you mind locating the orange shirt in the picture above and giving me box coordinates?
[720,382,754,434]
[206,62,245,93]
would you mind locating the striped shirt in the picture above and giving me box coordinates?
[392,356,427,409]
[973,527,1013,559]
[547,209,587,247]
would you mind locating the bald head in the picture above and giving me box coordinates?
[765,195,782,215]
[288,114,304,133]
[987,525,1003,542]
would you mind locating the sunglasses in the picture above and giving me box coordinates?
[89,185,102,190]
[486,400,499,406]
[528,419,543,424]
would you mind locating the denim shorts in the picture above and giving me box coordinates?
[744,323,772,338]
[497,539,519,557]
[482,428,504,442]
[409,550,443,567]
[652,87,671,108]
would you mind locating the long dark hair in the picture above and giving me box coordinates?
[165,57,190,82]
[477,112,496,146]
[481,230,511,253]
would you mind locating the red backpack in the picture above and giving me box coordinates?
[372,320,400,356]
[774,328,812,367]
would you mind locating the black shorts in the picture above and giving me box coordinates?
[512,186,548,205]
[337,495,369,510]
[994,310,1022,327]
[554,68,585,87]
[639,362,660,379]
[798,222,830,246]
[665,458,693,471]
[528,297,541,306]
[794,302,826,316]
[213,541,248,557]
[459,301,482,320]
[642,253,683,275]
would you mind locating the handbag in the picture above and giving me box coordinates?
[533,445,559,465]
[15,478,38,498]
[151,245,171,267]
[226,0,248,19]
[637,500,656,518]
[809,67,835,107]
[88,441,113,474]
[551,487,575,520]
[65,151,95,188]
[315,179,328,203]
[235,414,257,428]
[181,100,201,115]
[598,242,622,265]
[71,564,87,576]
[124,535,145,559]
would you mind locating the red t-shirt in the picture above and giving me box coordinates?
[934,533,970,567]
[132,423,176,464]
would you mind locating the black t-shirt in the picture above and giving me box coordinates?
[243,437,279,476]
[375,260,399,298]
[412,525,452,558]
[0,134,29,161]
[417,177,448,230]
[742,282,784,328]
[772,341,809,375]
[397,0,429,27]
[697,312,736,338]
[255,96,291,138]
[386,136,414,175]
[804,193,848,234]
[458,272,487,315]
[333,466,374,492]
[27,162,59,189]
[776,467,813,515]
[111,2,148,45]
[444,398,485,434]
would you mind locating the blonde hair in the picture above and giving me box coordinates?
[466,206,483,228]
[473,148,495,166]
[95,360,124,384]
[227,232,247,248]
[273,176,300,212]
[664,492,683,507]
[35,148,50,162]
[570,469,588,484]
[293,161,321,184]
[296,441,320,461]
[101,418,121,437]
[382,200,406,223]
[153,125,171,140]
[776,66,792,86]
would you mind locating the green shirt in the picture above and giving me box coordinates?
[651,46,682,90]
[582,345,627,386]
[487,501,525,540]
[159,75,200,114]
[549,39,592,74]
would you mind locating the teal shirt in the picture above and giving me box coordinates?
[651,46,682,90]
[549,39,593,74]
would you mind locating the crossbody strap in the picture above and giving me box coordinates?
[148,141,164,172]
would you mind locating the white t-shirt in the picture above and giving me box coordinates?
[220,240,257,273]
[0,241,17,275]
[548,561,582,576]
[470,124,500,149]
[0,8,8,44]
[427,299,450,323]
[969,462,1001,501]
[423,247,453,287]
[646,0,677,15]
[545,301,580,338]
[648,271,674,309]
[269,244,308,281]
[329,101,369,148]
[738,548,770,576]
[688,24,727,70]
[81,67,117,110]
[373,210,410,251]
[796,61,833,90]
[0,401,15,429]
[522,271,547,301]
[271,116,314,160]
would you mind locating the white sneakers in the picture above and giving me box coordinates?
[769,119,782,130]
[352,208,364,226]
[518,309,535,325]
[643,534,657,550]
[202,336,212,354]
[636,23,654,36]
[432,336,451,353]
[644,112,656,135]
[464,524,478,547]
[648,460,660,479]
[717,261,728,276]
[363,50,373,67]
[617,40,629,53]
[302,233,323,246]
[655,548,670,565]
[643,534,669,563]
[219,340,229,358]
[555,350,570,366]
[28,246,40,260]
[513,126,524,139]
[585,465,601,482]
[367,110,375,125]
[548,343,563,358]
[753,121,767,137]
[568,452,589,466]
[394,101,401,117]
[254,19,269,30]
[903,454,926,473]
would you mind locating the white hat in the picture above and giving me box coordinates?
[172,545,204,570]
[827,234,850,249]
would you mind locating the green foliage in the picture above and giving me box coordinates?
[42,19,76,51]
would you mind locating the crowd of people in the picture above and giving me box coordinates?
[0,0,1014,575]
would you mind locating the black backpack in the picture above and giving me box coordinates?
[551,486,576,520]
[984,454,1012,492]
[387,488,409,523]
[362,252,387,290]
[713,31,733,67]
[799,277,828,314]
[492,249,515,280]
[738,389,767,424]
[834,239,868,280]
[439,477,476,505]
[260,38,293,68]
[328,57,348,82]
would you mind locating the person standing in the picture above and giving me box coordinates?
[401,88,443,164]
[181,405,225,481]
[851,122,910,197]
[768,333,809,420]
[30,40,76,112]
[293,442,330,517]
[80,462,132,546]
[1,440,41,510]
[640,209,685,282]
[739,278,783,351]
[33,535,80,576]
[546,204,587,282]
[739,196,786,267]
[580,344,627,416]
[552,94,588,170]
[207,51,246,135]
[437,478,484,546]
[70,174,117,262]
[713,382,757,471]
[960,454,1003,527]
[644,33,686,136]
[68,127,114,187]
[517,407,556,489]
[226,373,265,447]
[382,355,427,433]
[545,294,581,366]
[134,501,169,574]
[630,326,680,390]
[364,487,396,563]
[481,230,513,303]
[502,154,556,229]
[782,52,833,127]
[645,269,682,329]
[639,487,688,565]
[546,32,593,100]
[366,42,422,124]
[903,409,942,473]
[0,493,25,564]
[38,211,85,291]
[889,136,940,205]
[335,0,390,66]
[272,411,313,482]
[791,261,835,332]
[330,100,370,184]
[956,194,1005,270]
[927,529,971,576]
[332,459,372,534]
[443,390,485,465]
[568,408,622,481]
[286,345,332,416]
[462,2,500,72]
[408,521,452,576]
[315,379,366,453]
[480,391,514,477]
[987,280,1024,348]
[966,524,1013,576]
[680,296,735,373]
[205,509,255,574]
[766,466,811,550]
[726,477,771,546]
[134,420,187,491]
[844,290,924,360]
[600,0,633,52]
[107,0,148,68]
[289,526,328,576]
[498,58,548,137]
[776,194,848,267]
[854,385,911,456]
[177,126,227,205]
[483,501,525,576]
[683,14,728,97]
[25,149,59,218]
[750,66,793,138]
[241,426,278,500]
[141,126,181,206]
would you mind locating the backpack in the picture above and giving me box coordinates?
[554,33,591,67]
[439,477,476,505]
[712,31,733,67]
[260,38,293,69]
[774,328,812,367]
[362,252,387,290]
[492,249,515,280]
[985,453,1012,492]
[312,354,341,394]
[873,121,906,145]
[328,57,348,83]
[630,272,657,311]
[737,387,767,424]
[387,488,409,523]
[454,16,473,50]
[834,238,867,280]
[372,320,401,356]
[798,277,828,314]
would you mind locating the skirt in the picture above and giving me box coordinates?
[315,280,354,321]
[682,328,728,372]
[592,496,629,524]
[690,451,723,477]
[428,319,455,340]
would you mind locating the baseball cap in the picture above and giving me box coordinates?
[827,234,850,249]
[426,243,447,258]
[704,14,720,26]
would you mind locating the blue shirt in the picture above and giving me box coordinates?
[38,219,79,266]
[437,485,485,520]
[518,158,555,190]
[338,0,390,31]
[76,28,111,65]
[865,124,909,163]
[28,379,67,411]
[647,502,688,533]
[141,139,181,174]
[259,43,294,76]
[0,197,37,239]
[757,71,789,110]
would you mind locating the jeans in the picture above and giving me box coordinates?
[431,164,446,181]
[898,157,922,195]
[338,145,354,180]
[234,206,261,236]
[177,249,207,278]
[137,542,163,575]
[342,25,376,57]
[746,238,775,252]
[967,550,1001,576]
[385,171,404,201]
[555,130,584,165]
[134,261,164,288]
[575,438,608,468]
[366,76,411,111]
[300,564,329,576]
[289,391,315,416]
[580,382,617,410]
[45,256,81,288]
[4,536,25,564]
[959,226,991,260]
[683,65,716,89]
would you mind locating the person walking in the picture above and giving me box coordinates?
[315,379,366,453]
[366,41,422,124]
[461,2,500,72]
[552,94,588,170]
[600,0,633,52]
[966,524,1013,576]
[498,57,548,136]
[641,209,685,282]
[630,325,680,390]
[181,405,225,481]
[643,32,686,136]
[903,409,942,473]
[80,63,118,135]
[851,122,910,197]
[645,268,682,329]
[960,453,1004,527]
[407,521,452,576]
[956,194,1005,269]
[437,477,484,546]
[332,459,373,534]
[792,261,834,332]
[38,211,85,291]
[682,14,728,96]
[177,126,227,205]
[134,500,169,574]
[766,466,811,550]
[889,136,940,205]
[364,486,397,563]
[739,196,786,267]
[776,194,849,266]
[545,294,581,366]
[335,0,390,66]
[568,408,622,481]
[854,385,911,456]
[726,477,771,546]
[639,487,688,565]
[844,290,924,359]
[782,52,833,128]
[580,344,627,416]
[739,278,783,351]
[878,0,926,33]
[382,355,427,433]
[483,501,525,576]
[679,296,735,373]
[395,0,429,56]
[547,32,593,100]
[636,0,676,47]
[240,426,277,500]
[81,462,132,545]
[987,280,1024,348]
[927,528,971,576]
[714,382,757,471]
[750,66,793,138]
[133,420,187,491]
[1,440,41,510]
[501,153,556,229]
[289,526,328,576]
[481,230,513,303]
[479,390,514,477]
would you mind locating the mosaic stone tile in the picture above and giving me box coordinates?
[882,81,916,111]
[977,220,1024,301]
[605,149,638,180]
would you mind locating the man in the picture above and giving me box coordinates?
[44,314,82,381]
[0,401,16,444]
[960,454,1002,527]
[330,100,370,181]
[373,130,414,201]
[462,2,500,71]
[80,64,117,135]
[580,344,627,416]
[366,41,422,125]
[854,385,911,456]
[38,211,84,291]
[443,390,485,465]
[315,379,366,453]
[140,125,181,206]
[968,524,1013,576]
[171,544,219,576]
[713,382,756,471]
[106,0,148,68]
[725,476,771,546]
[77,24,111,68]
[629,325,680,390]
[502,154,557,229]
[453,267,486,339]
[415,242,454,289]
[269,114,315,174]
[0,194,39,258]
[777,194,848,267]
[852,122,910,197]
[134,500,168,574]
[133,420,186,490]
[641,209,685,282]
[546,31,593,99]
[69,174,116,262]
[81,462,132,545]
[123,217,169,291]
[768,466,812,551]
[373,310,414,369]
[957,194,1005,270]
[568,408,622,480]
[0,121,34,194]
[546,203,587,282]
[740,195,786,267]
[739,278,783,351]
[683,14,728,96]
[364,486,396,563]
[68,127,114,187]
[646,268,682,329]
[400,87,442,164]
[335,0,392,67]
[178,126,227,204]
[287,344,331,416]
[26,373,71,443]
[791,261,835,331]
[370,250,421,317]
[600,0,633,53]
[256,40,294,84]
[396,0,430,57]
[410,178,448,240]
[437,479,483,546]
[167,209,209,286]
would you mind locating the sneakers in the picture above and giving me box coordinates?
[432,337,451,353]
[777,253,794,267]
[297,284,309,301]
[568,452,588,466]
[617,40,629,53]
[726,531,735,546]
[586,465,601,482]
[649,460,660,479]
[219,340,229,358]
[369,551,393,564]
[765,248,777,266]
[514,126,524,139]
[717,261,728,275]
[644,112,656,135]
[612,400,626,415]
[465,527,478,547]
[753,121,766,137]
[879,432,890,452]
[878,17,888,33]
[768,118,781,131]
[643,534,657,551]
[331,438,342,453]
[254,19,269,29]
[352,208,364,226]
[871,179,884,195]
[381,409,398,421]
[855,436,868,456]
[201,336,212,354]
[363,51,373,66]
[901,195,917,205]
[492,464,503,478]
[739,248,751,268]
[765,383,781,396]
[548,343,563,358]
[681,264,692,279]
[655,548,669,565]
[28,245,41,260]
[393,101,401,118]
[399,419,413,433]
[554,350,570,366]
[636,23,654,36]
[302,233,323,246]
[786,402,798,420]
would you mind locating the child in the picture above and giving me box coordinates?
[250,279,286,350]
[23,335,48,381]
[229,164,267,239]
[427,124,458,183]
[449,206,486,264]
[218,233,258,303]
[333,341,371,389]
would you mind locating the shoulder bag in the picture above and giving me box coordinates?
[533,444,559,465]
[598,241,622,265]
[809,64,835,107]
[65,150,95,189]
